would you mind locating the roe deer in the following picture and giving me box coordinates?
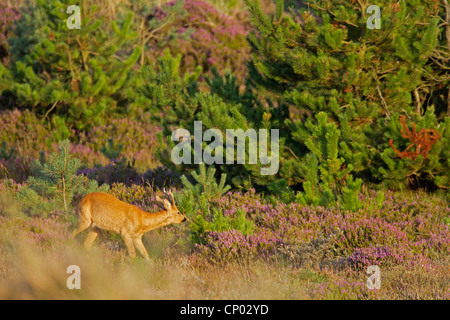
[71,189,187,260]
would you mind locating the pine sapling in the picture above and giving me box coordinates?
[16,139,109,217]
[297,112,363,210]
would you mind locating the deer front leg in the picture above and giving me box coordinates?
[134,236,150,261]
[83,229,99,249]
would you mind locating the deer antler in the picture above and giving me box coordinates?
[163,188,176,206]
[155,195,165,205]
[161,188,192,223]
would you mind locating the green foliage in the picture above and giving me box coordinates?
[364,190,386,213]
[100,138,124,162]
[173,162,257,245]
[141,50,202,129]
[267,178,295,204]
[1,0,447,208]
[0,141,15,161]
[296,112,363,210]
[243,0,449,192]
[143,51,288,189]
[16,139,109,217]
[176,163,231,216]
[444,217,450,226]
[1,0,147,134]
[378,107,449,190]
[189,207,255,244]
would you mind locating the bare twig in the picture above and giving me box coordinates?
[376,85,390,116]
[414,88,422,115]
[42,101,59,121]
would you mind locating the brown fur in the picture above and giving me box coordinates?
[71,192,186,260]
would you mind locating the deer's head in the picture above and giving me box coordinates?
[155,189,186,224]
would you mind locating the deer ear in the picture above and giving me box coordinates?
[163,199,172,210]
[156,195,172,210]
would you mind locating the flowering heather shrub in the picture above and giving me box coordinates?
[348,246,411,270]
[79,114,161,172]
[277,234,343,269]
[212,189,266,216]
[191,189,449,269]
[0,109,51,159]
[0,109,52,182]
[331,217,410,255]
[0,215,70,248]
[0,157,31,184]
[0,3,20,64]
[108,182,152,209]
[309,278,381,300]
[78,162,143,187]
[69,144,105,169]
[195,229,281,264]
[142,166,183,190]
[0,110,112,173]
[146,0,250,82]
[78,165,183,190]
[107,178,183,212]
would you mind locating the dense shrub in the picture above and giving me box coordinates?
[78,165,183,190]
[78,162,143,187]
[191,189,450,267]
[0,3,20,64]
[243,0,449,192]
[0,108,162,174]
[16,140,109,218]
[108,182,154,211]
[309,277,381,300]
[1,0,147,135]
[176,163,230,217]
[0,156,31,184]
[0,215,71,248]
[0,109,51,158]
[0,109,53,182]
[378,109,450,190]
[78,112,161,171]
[144,0,251,82]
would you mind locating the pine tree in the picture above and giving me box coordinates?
[100,138,124,162]
[0,141,15,161]
[189,207,255,244]
[296,112,362,210]
[244,0,449,191]
[176,162,231,216]
[379,107,449,190]
[140,0,449,197]
[178,165,254,245]
[141,51,288,189]
[16,139,108,217]
[1,0,145,136]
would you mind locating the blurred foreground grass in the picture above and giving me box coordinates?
[0,211,448,300]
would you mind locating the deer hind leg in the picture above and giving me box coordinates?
[71,215,92,239]
[134,236,150,261]
[122,233,136,258]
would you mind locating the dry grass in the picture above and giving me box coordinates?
[0,213,448,300]
[0,231,310,299]
[0,213,322,300]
